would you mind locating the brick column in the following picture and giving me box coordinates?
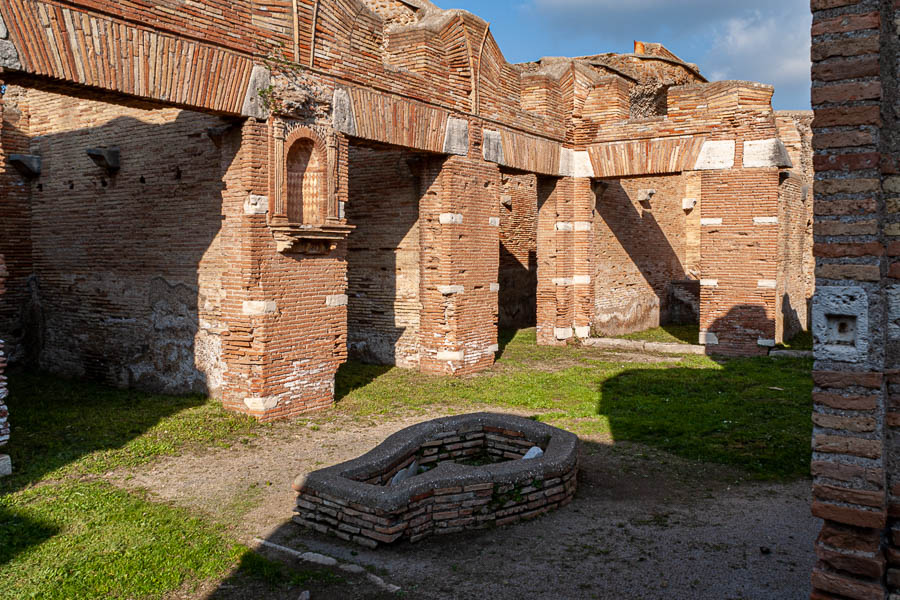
[536,177,576,345]
[573,178,595,339]
[418,153,500,375]
[698,162,780,356]
[809,1,894,598]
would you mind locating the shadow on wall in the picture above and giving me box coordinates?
[706,304,773,357]
[498,245,537,329]
[345,144,435,369]
[593,179,693,336]
[0,81,241,397]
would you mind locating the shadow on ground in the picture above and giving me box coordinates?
[599,356,813,479]
[210,436,817,600]
[1,368,207,494]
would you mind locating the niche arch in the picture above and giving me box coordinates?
[269,123,353,253]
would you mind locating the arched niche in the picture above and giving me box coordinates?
[269,123,353,253]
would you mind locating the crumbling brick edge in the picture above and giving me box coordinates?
[292,413,579,547]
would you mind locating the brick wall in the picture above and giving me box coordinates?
[418,149,500,375]
[808,1,897,598]
[0,253,8,450]
[346,145,422,368]
[0,80,33,362]
[592,174,690,336]
[499,170,538,329]
[1,83,238,394]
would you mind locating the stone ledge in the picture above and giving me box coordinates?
[583,337,706,355]
[292,413,579,546]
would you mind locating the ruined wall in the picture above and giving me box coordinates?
[5,84,237,394]
[498,170,538,330]
[776,112,815,343]
[346,145,422,368]
[777,174,811,343]
[0,81,33,362]
[0,254,8,450]
[592,174,689,336]
[808,1,899,598]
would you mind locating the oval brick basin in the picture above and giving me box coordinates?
[292,413,579,547]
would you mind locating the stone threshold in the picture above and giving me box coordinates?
[583,337,707,355]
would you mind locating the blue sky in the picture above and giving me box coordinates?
[437,0,811,111]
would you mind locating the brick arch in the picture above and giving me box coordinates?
[283,127,329,225]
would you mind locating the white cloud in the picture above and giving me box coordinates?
[519,0,812,108]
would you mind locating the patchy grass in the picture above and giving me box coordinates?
[5,372,265,487]
[0,329,812,597]
[335,329,812,479]
[614,325,700,345]
[0,373,297,600]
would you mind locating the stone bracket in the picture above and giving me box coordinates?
[86,147,120,173]
[8,154,41,178]
[813,286,869,363]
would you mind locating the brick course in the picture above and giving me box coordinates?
[809,0,900,597]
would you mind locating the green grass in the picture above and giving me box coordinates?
[0,482,247,599]
[335,328,813,479]
[0,374,282,600]
[5,372,264,487]
[614,324,700,345]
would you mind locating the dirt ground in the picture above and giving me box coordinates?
[112,406,819,600]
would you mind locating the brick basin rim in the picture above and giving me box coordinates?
[292,413,579,513]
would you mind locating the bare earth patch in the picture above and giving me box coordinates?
[112,409,818,600]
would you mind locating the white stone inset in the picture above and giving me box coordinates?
[682,198,698,211]
[556,222,574,232]
[699,331,719,345]
[574,221,593,231]
[743,139,793,169]
[483,129,504,164]
[443,117,470,156]
[326,294,349,307]
[553,278,574,286]
[437,350,465,361]
[694,140,736,170]
[490,283,500,292]
[439,213,464,225]
[244,194,269,215]
[488,217,501,227]
[573,275,591,285]
[332,87,357,136]
[241,64,271,120]
[700,279,719,287]
[244,396,278,411]
[813,286,870,363]
[487,344,500,354]
[758,280,777,289]
[575,326,591,339]
[758,338,777,348]
[559,148,594,178]
[701,218,723,226]
[438,285,464,295]
[555,327,574,340]
[243,300,278,316]
[754,217,779,225]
